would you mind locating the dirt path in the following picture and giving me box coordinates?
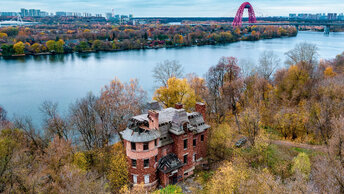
[271,140,327,152]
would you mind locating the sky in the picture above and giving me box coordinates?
[0,0,343,17]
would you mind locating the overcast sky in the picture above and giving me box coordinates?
[0,0,343,17]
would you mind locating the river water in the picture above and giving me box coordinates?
[1,31,344,126]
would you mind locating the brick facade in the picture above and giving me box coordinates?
[120,103,209,189]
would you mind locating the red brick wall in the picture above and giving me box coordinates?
[123,139,158,186]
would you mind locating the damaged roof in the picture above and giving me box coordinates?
[158,153,184,174]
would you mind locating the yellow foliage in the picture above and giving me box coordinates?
[324,67,336,78]
[153,77,196,111]
[107,142,129,192]
[73,152,88,171]
[13,41,25,54]
[208,162,249,193]
[291,152,311,179]
[173,34,184,44]
[0,32,8,38]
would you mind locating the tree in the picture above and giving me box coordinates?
[99,78,147,133]
[313,117,344,193]
[46,40,56,52]
[1,44,14,57]
[153,77,196,111]
[55,39,64,54]
[152,60,183,86]
[13,41,25,54]
[208,162,248,193]
[291,152,311,179]
[0,32,8,39]
[258,50,281,80]
[75,41,90,52]
[240,108,260,145]
[187,73,207,103]
[173,34,184,44]
[154,185,183,194]
[40,101,69,140]
[274,65,311,105]
[70,79,146,150]
[31,43,42,53]
[285,42,318,67]
[208,123,235,161]
[0,106,6,123]
[106,142,129,192]
[221,57,243,132]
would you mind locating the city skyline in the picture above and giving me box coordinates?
[0,0,343,17]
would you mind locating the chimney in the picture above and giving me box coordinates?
[175,103,183,110]
[195,102,206,121]
[148,110,159,130]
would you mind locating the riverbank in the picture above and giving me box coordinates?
[0,34,297,59]
[0,24,297,58]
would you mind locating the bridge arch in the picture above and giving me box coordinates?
[232,2,257,27]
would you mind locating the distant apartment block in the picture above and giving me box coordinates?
[0,12,18,17]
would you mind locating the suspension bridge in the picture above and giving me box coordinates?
[233,2,344,34]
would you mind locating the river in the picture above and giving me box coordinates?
[1,31,344,126]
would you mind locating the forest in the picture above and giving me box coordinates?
[0,24,297,57]
[0,42,343,193]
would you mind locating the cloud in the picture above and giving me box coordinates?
[0,0,342,17]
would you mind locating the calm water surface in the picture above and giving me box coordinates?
[1,31,344,126]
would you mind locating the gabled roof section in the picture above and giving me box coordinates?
[158,153,184,174]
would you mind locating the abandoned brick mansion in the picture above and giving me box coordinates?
[120,102,209,188]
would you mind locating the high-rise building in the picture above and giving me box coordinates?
[20,8,28,17]
[0,12,18,17]
[106,13,113,20]
[83,13,92,17]
[328,13,337,20]
[28,9,40,17]
[95,14,102,17]
[40,11,49,17]
[56,12,67,17]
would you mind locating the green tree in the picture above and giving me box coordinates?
[55,39,65,54]
[1,44,14,57]
[46,40,56,52]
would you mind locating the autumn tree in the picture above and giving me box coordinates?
[46,40,56,52]
[258,50,281,80]
[173,34,184,44]
[221,57,243,132]
[207,162,248,193]
[71,78,146,150]
[187,73,207,103]
[152,60,183,86]
[285,42,318,70]
[153,77,196,111]
[107,142,129,192]
[205,57,233,123]
[13,41,25,54]
[274,65,311,105]
[240,108,260,145]
[0,106,7,124]
[208,123,235,162]
[40,101,70,140]
[291,152,311,179]
[313,117,344,193]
